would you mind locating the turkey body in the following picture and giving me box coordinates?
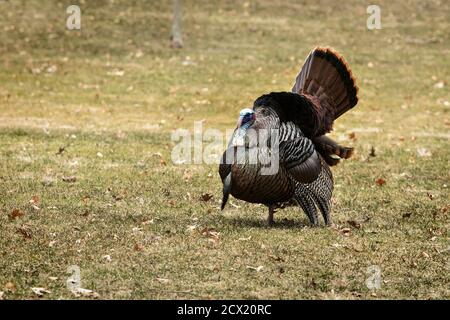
[219,47,358,226]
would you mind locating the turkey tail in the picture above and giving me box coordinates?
[292,47,358,120]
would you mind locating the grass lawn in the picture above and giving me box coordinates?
[0,0,449,299]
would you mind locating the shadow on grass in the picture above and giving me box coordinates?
[221,215,310,230]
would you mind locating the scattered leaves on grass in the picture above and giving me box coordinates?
[62,176,77,183]
[31,287,51,297]
[200,193,213,202]
[375,178,386,186]
[8,208,25,220]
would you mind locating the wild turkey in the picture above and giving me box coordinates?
[219,47,358,226]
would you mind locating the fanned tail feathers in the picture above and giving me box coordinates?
[292,46,358,119]
[292,46,358,166]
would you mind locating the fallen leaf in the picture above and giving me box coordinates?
[200,193,213,202]
[369,146,376,157]
[17,226,32,239]
[246,265,264,272]
[102,254,112,262]
[156,278,170,284]
[348,132,357,140]
[434,81,444,89]
[341,228,351,236]
[107,69,125,77]
[29,195,40,205]
[31,287,51,297]
[55,146,65,155]
[8,208,25,220]
[417,148,432,157]
[375,178,386,186]
[201,227,220,240]
[421,251,430,259]
[134,243,144,251]
[4,282,16,292]
[71,288,99,298]
[347,220,361,229]
[62,176,77,183]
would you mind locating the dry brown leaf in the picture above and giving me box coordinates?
[341,228,351,236]
[29,195,40,205]
[9,208,25,220]
[17,226,32,239]
[200,193,213,202]
[375,178,386,186]
[369,146,376,157]
[348,132,357,140]
[31,287,51,297]
[134,243,144,251]
[55,146,65,155]
[347,220,361,229]
[62,176,77,183]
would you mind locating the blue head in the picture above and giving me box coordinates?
[236,108,255,129]
[231,108,255,147]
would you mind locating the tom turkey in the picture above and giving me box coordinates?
[219,47,358,226]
